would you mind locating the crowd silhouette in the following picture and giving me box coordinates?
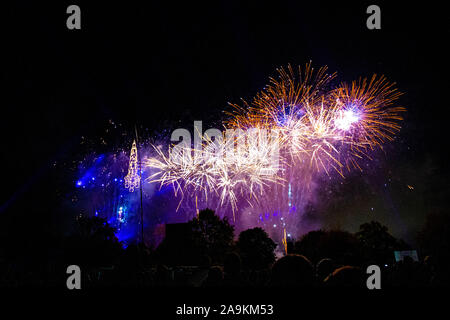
[1,208,449,288]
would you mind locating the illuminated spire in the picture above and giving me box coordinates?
[124,140,140,192]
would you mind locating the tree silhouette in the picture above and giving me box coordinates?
[156,209,234,265]
[189,208,234,264]
[293,230,326,263]
[417,211,450,281]
[75,216,118,241]
[294,230,362,266]
[356,221,408,264]
[63,216,122,268]
[236,227,276,270]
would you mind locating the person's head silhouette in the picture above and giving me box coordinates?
[270,254,315,287]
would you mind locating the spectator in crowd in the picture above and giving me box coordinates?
[316,258,337,282]
[323,266,365,288]
[203,266,223,287]
[269,254,315,287]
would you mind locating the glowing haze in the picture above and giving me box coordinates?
[72,63,405,243]
[143,63,405,240]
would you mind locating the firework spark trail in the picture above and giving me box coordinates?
[331,75,405,170]
[144,129,284,219]
[282,228,288,255]
[144,63,405,219]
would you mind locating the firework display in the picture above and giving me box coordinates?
[72,63,404,243]
[145,63,405,223]
[10,1,448,292]
[145,129,284,220]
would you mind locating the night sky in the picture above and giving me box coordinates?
[2,1,449,244]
